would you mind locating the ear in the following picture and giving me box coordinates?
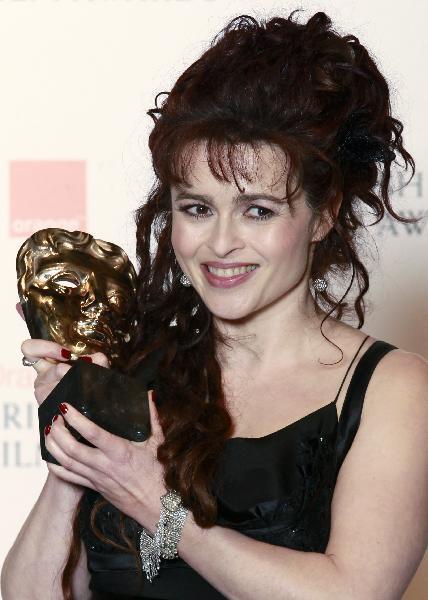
[310,192,342,243]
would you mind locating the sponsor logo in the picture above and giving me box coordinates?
[396,171,423,198]
[375,171,427,236]
[1,442,42,468]
[10,160,86,238]
[0,365,34,389]
[1,402,41,468]
[377,211,427,236]
[1,402,36,430]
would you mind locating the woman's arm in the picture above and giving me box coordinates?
[173,351,428,600]
[1,336,110,600]
[1,472,91,600]
[179,514,347,599]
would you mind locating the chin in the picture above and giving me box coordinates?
[208,305,254,322]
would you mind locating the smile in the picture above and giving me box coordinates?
[201,264,258,289]
[207,265,257,276]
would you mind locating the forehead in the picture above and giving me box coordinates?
[28,252,132,287]
[35,251,115,271]
[171,140,290,194]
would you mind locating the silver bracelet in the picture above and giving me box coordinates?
[158,489,188,559]
[139,526,161,583]
[139,489,189,582]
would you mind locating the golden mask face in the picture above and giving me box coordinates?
[16,229,137,361]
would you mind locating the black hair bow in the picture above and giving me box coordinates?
[336,112,396,165]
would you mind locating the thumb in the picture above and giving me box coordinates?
[147,389,164,443]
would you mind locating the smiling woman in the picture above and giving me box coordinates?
[170,141,323,318]
[2,8,427,600]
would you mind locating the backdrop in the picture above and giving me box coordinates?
[0,0,426,597]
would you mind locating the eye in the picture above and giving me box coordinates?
[177,204,211,219]
[50,272,81,288]
[246,206,274,221]
[177,203,275,221]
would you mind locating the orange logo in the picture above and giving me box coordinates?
[10,161,86,238]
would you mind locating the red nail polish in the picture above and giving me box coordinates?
[152,390,157,404]
[61,348,72,360]
[59,403,68,414]
[52,414,59,422]
[79,356,93,363]
[44,424,51,436]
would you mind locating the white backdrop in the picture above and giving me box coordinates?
[0,1,427,597]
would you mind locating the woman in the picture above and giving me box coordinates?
[2,10,428,600]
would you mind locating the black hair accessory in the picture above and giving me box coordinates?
[336,111,396,165]
[146,91,170,122]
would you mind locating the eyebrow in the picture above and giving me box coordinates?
[173,186,287,206]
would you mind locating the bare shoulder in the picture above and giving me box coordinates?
[361,344,428,422]
[370,342,428,375]
[325,343,428,599]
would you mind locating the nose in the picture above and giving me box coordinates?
[81,277,109,316]
[206,213,245,257]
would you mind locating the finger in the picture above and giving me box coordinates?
[28,357,56,377]
[47,416,106,476]
[15,302,25,320]
[58,403,123,458]
[21,338,72,361]
[31,357,64,377]
[34,362,73,405]
[45,427,80,470]
[85,352,110,368]
[36,361,72,387]
[47,462,94,489]
[147,390,164,443]
[21,339,73,374]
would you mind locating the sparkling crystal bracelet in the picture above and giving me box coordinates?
[139,489,189,582]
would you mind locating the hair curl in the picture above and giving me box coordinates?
[60,10,417,598]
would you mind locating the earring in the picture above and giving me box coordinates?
[180,272,191,287]
[312,277,327,292]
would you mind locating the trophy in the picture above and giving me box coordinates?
[17,228,160,464]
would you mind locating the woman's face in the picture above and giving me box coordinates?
[170,141,324,322]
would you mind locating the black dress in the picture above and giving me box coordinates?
[79,337,397,599]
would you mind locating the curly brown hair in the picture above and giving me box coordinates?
[60,10,417,598]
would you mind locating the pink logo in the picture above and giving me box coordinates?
[10,161,86,238]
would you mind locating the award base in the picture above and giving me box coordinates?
[38,360,152,465]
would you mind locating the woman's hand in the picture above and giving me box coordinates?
[44,392,167,534]
[21,338,110,405]
[18,302,167,531]
[18,304,110,406]
[21,338,73,405]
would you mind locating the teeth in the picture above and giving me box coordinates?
[207,265,257,276]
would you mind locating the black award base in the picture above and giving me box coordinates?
[38,360,153,465]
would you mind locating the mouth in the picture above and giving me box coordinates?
[201,263,259,288]
[85,328,107,342]
[75,320,112,344]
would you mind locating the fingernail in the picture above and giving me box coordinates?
[61,348,72,360]
[79,356,93,363]
[44,425,51,436]
[152,390,157,404]
[59,403,68,414]
[52,414,59,423]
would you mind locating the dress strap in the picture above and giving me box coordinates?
[332,335,371,405]
[335,339,398,474]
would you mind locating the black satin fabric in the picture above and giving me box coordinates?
[79,340,397,599]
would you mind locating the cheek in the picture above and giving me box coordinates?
[171,218,200,259]
[256,222,308,263]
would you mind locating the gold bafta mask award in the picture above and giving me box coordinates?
[17,228,155,465]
